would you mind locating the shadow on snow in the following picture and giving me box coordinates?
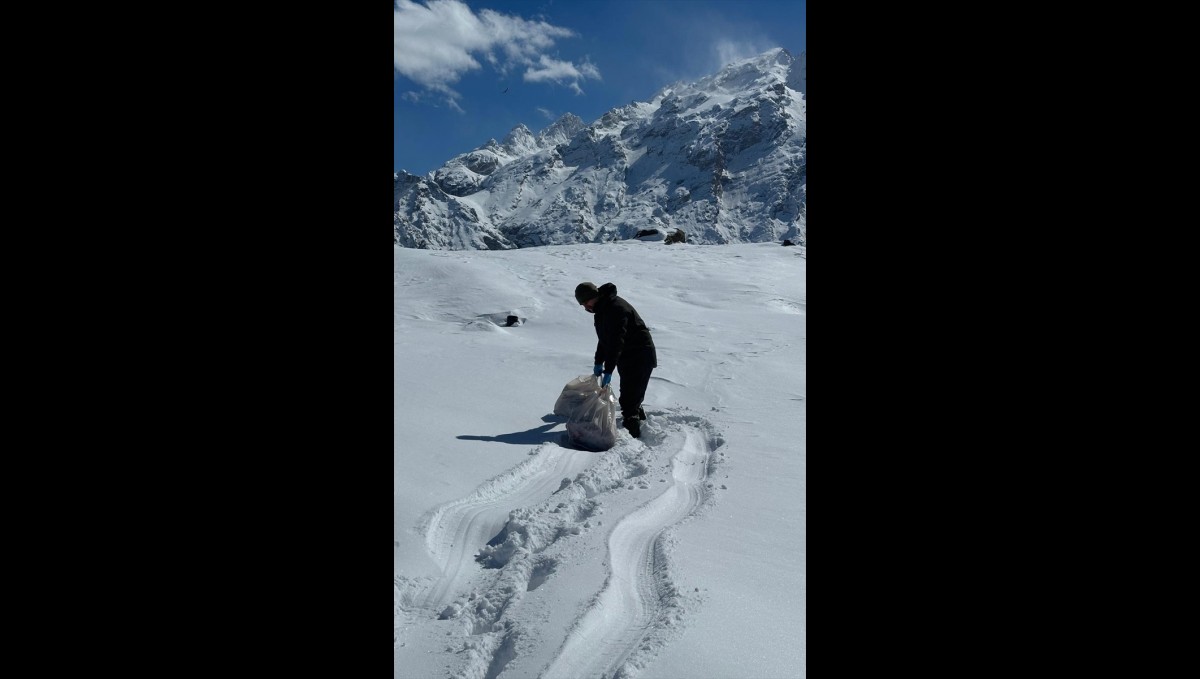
[457,415,567,446]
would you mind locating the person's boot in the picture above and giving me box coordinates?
[624,416,641,438]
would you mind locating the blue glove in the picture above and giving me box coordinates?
[593,364,604,376]
[601,372,612,388]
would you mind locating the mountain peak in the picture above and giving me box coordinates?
[537,113,586,147]
[503,124,537,154]
[700,47,797,94]
[397,51,805,249]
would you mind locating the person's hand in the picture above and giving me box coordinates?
[601,372,612,388]
[593,364,604,376]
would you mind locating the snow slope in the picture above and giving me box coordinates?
[395,240,806,678]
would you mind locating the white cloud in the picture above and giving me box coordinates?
[578,57,601,80]
[523,56,580,82]
[536,107,557,121]
[524,54,601,95]
[714,39,776,71]
[394,0,599,108]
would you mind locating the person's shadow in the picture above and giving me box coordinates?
[457,415,567,446]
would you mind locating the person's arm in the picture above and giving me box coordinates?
[602,310,629,374]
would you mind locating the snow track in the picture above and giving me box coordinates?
[396,414,724,679]
[540,427,712,679]
[413,443,595,610]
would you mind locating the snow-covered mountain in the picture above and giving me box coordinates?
[394,48,806,249]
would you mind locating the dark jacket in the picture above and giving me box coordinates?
[593,283,657,374]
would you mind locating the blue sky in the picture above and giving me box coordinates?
[394,0,806,176]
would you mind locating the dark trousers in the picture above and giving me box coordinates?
[616,358,654,420]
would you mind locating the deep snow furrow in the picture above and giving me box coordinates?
[413,444,594,610]
[420,439,655,679]
[540,428,711,679]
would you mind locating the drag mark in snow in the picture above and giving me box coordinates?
[412,443,594,610]
[540,427,713,679]
[397,414,725,679]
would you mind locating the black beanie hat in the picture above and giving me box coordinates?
[575,282,599,304]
